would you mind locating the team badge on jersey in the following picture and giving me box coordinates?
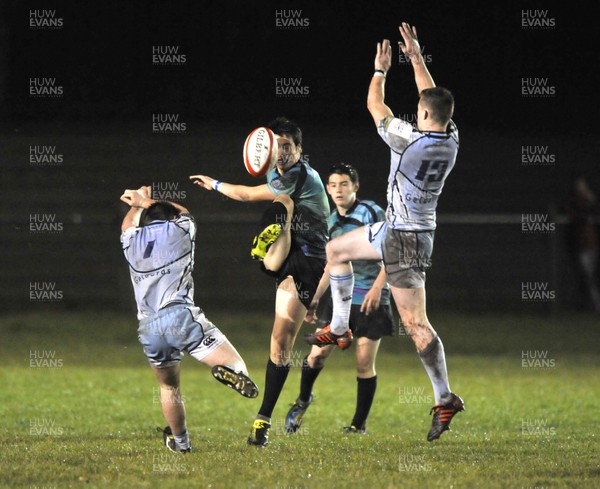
[385,117,413,140]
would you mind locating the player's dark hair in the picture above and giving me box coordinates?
[267,116,303,147]
[139,202,179,227]
[419,87,454,126]
[327,163,359,184]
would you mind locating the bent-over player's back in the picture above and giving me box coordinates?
[121,214,196,319]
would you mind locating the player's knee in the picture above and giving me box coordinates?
[401,315,430,334]
[307,350,327,369]
[326,238,346,264]
[401,316,436,350]
[356,359,375,377]
[274,194,294,215]
[270,336,295,365]
[160,385,183,403]
[261,199,289,230]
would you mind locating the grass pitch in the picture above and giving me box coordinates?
[0,310,598,488]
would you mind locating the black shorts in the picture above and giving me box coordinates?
[261,242,326,309]
[319,298,394,340]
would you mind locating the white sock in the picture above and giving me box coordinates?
[418,335,451,404]
[329,273,354,335]
[173,429,190,450]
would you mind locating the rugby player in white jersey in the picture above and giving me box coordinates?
[120,186,258,453]
[305,22,464,441]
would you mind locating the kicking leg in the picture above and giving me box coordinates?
[263,194,294,271]
[251,194,294,269]
[201,339,247,373]
[201,340,259,399]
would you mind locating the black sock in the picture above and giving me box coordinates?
[299,355,323,403]
[260,201,288,229]
[351,376,377,430]
[258,358,290,419]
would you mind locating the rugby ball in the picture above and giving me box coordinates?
[243,127,278,177]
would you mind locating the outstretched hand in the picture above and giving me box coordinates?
[189,174,217,191]
[375,39,392,73]
[398,22,421,62]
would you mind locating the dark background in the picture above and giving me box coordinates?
[1,1,599,315]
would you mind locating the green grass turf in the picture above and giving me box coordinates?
[0,310,598,488]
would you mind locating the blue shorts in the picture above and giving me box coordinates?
[137,304,226,368]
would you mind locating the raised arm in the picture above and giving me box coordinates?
[120,186,190,232]
[368,23,438,127]
[120,186,152,232]
[367,39,394,125]
[399,22,435,92]
[189,174,276,202]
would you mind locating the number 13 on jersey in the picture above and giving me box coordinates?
[415,160,449,183]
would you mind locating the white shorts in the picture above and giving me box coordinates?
[364,221,387,258]
[138,304,227,368]
[382,229,434,289]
